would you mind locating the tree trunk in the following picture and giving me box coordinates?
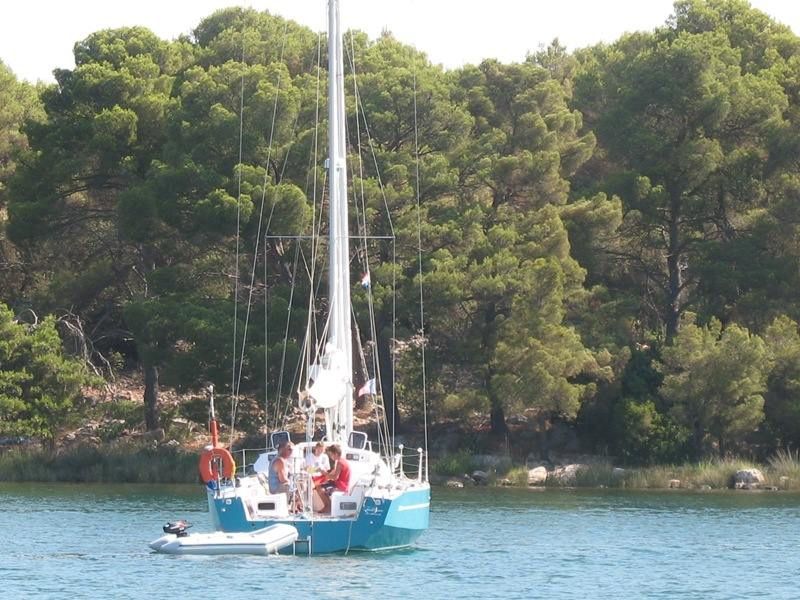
[482,303,507,437]
[490,400,509,438]
[691,420,704,460]
[665,190,684,343]
[144,360,160,431]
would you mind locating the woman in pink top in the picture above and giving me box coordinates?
[316,444,351,513]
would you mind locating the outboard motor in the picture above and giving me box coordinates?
[163,520,192,537]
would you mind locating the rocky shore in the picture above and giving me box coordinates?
[431,454,798,491]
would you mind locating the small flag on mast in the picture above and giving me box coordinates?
[357,378,377,397]
[360,271,371,289]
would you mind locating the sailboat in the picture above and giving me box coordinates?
[193,0,430,555]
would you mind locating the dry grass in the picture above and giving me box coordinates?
[505,466,530,486]
[0,445,198,483]
[479,453,800,490]
[766,448,800,489]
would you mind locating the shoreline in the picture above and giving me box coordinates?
[0,445,199,484]
[2,444,798,491]
[433,454,800,491]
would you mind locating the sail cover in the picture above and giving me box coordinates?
[308,366,348,409]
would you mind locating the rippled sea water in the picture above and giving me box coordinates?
[2,483,799,599]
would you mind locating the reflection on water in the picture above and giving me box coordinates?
[2,483,799,599]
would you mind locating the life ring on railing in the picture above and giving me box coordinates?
[198,447,236,483]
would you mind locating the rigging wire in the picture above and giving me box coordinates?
[412,52,430,474]
[228,12,423,461]
[391,234,397,450]
[231,42,246,439]
[347,53,400,455]
[299,31,324,423]
[280,249,316,429]
[268,31,327,435]
[231,19,289,445]
[345,31,393,458]
[259,31,327,438]
[264,237,269,448]
[263,102,302,432]
[391,236,397,450]
[274,242,302,426]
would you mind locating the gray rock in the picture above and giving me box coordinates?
[551,463,587,484]
[733,468,765,487]
[471,470,489,485]
[526,456,554,470]
[498,478,513,486]
[445,479,464,489]
[527,466,548,486]
[669,479,681,488]
[612,467,626,479]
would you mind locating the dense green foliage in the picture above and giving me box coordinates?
[0,303,98,443]
[0,60,43,195]
[0,61,43,295]
[660,317,768,457]
[1,0,799,462]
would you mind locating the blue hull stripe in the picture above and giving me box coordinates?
[212,487,430,554]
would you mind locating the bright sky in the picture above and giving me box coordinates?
[2,0,799,83]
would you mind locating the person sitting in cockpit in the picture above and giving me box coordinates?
[269,441,302,512]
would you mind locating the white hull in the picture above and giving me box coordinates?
[149,523,298,556]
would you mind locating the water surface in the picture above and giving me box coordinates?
[1,483,798,599]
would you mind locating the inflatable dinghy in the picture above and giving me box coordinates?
[149,521,298,556]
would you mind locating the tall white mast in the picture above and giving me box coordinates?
[326,0,353,442]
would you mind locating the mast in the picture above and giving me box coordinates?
[326,0,353,442]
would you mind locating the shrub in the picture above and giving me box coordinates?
[612,397,690,464]
[432,450,478,476]
[0,304,101,446]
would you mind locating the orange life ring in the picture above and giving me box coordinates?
[198,447,236,483]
